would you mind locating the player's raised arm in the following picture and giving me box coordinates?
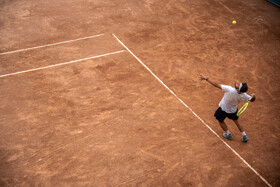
[199,75,221,89]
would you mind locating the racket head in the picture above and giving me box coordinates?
[237,102,249,116]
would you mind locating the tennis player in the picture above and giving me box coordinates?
[199,75,256,142]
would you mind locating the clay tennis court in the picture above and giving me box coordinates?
[0,0,279,186]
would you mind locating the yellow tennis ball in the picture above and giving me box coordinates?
[232,20,236,24]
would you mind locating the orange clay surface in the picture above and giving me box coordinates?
[0,0,279,186]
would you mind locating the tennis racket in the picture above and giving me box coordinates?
[237,101,249,116]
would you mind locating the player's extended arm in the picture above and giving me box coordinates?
[199,75,221,89]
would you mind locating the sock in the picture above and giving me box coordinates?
[225,130,230,135]
[241,131,246,136]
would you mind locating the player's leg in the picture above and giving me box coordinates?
[214,107,233,140]
[219,121,233,140]
[233,119,243,132]
[233,120,249,142]
[219,121,228,131]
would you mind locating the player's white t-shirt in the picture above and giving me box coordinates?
[219,85,252,113]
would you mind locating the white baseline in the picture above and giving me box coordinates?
[112,33,272,187]
[0,50,126,78]
[0,33,105,55]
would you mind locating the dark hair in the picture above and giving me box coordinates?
[240,82,248,93]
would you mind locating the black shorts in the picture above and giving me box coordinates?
[214,107,239,122]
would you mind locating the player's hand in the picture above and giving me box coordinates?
[250,93,256,102]
[199,75,207,81]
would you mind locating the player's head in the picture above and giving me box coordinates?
[235,82,248,93]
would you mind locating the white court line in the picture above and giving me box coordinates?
[0,33,105,55]
[0,50,126,78]
[112,34,272,187]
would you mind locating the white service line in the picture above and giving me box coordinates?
[112,33,272,187]
[0,50,126,78]
[0,33,105,55]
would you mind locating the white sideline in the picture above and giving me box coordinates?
[112,33,272,187]
[0,50,126,78]
[0,34,105,55]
